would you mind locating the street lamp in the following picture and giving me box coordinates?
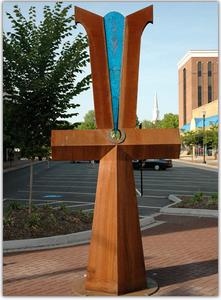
[139,122,143,196]
[202,110,206,164]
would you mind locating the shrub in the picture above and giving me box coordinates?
[26,212,41,227]
[207,193,218,207]
[7,200,22,211]
[59,203,69,214]
[3,216,14,226]
[191,192,204,204]
[42,204,53,211]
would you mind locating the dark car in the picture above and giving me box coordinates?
[133,159,172,171]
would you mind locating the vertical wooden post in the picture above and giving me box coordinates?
[85,146,146,295]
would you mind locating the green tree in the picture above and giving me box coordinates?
[77,111,140,129]
[141,120,154,128]
[205,124,218,159]
[136,115,140,128]
[3,2,91,213]
[181,131,197,147]
[55,120,81,130]
[78,110,96,129]
[3,2,91,159]
[159,113,179,128]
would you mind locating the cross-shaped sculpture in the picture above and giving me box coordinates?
[51,6,180,295]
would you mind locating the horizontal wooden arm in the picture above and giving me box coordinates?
[51,128,180,160]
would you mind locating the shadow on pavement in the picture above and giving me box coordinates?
[3,265,87,284]
[142,214,218,237]
[147,258,218,288]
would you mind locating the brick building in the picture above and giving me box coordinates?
[178,50,218,131]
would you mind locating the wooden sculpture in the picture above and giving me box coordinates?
[51,6,181,295]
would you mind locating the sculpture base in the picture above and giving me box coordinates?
[71,275,158,296]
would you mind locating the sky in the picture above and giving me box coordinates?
[3,1,218,123]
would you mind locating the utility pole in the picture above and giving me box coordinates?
[202,111,206,164]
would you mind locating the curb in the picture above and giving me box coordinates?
[3,160,46,174]
[175,159,218,171]
[3,216,155,253]
[160,207,218,218]
[160,194,218,218]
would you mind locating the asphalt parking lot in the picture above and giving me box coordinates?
[3,160,218,218]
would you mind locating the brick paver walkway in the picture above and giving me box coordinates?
[3,214,218,296]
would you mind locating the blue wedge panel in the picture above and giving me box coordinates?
[104,12,125,131]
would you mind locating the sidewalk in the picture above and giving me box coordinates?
[3,214,218,296]
[178,155,218,169]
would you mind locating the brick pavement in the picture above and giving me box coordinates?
[3,214,218,296]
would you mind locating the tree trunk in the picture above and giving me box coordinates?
[214,149,218,160]
[28,159,34,214]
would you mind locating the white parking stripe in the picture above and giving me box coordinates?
[37,201,64,206]
[4,198,94,205]
[35,179,97,183]
[19,190,96,196]
[143,188,216,193]
[35,177,217,185]
[136,182,216,188]
[140,195,167,199]
[4,198,48,202]
[135,178,217,183]
[138,205,161,209]
[30,184,96,189]
[54,203,94,209]
[136,189,141,196]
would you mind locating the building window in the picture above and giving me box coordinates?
[208,61,212,102]
[197,62,202,107]
[183,68,186,124]
[208,61,212,77]
[198,61,202,76]
[198,86,202,106]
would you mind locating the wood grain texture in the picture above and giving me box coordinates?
[51,128,180,160]
[51,128,180,146]
[85,146,146,295]
[75,7,113,129]
[119,6,153,128]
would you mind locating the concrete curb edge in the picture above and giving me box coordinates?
[160,194,218,218]
[175,159,218,170]
[3,160,46,174]
[3,216,155,253]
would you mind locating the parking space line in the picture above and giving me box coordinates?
[137,182,217,188]
[135,178,217,183]
[138,205,161,209]
[134,175,217,180]
[37,201,64,206]
[18,190,96,196]
[143,188,216,193]
[139,195,167,199]
[34,179,97,183]
[4,198,49,202]
[41,175,97,178]
[4,198,94,205]
[136,188,141,196]
[55,203,94,209]
[30,184,96,189]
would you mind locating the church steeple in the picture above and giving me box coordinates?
[152,92,159,123]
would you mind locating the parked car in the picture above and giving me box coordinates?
[133,159,172,171]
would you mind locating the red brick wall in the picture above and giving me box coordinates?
[178,56,218,128]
